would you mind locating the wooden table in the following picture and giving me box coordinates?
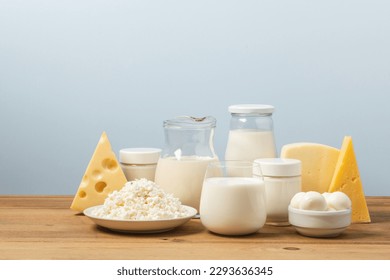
[0,196,389,260]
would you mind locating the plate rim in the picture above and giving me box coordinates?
[83,204,197,223]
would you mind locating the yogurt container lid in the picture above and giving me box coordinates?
[119,148,161,164]
[253,158,301,177]
[228,104,274,114]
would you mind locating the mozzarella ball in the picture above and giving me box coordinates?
[327,191,352,210]
[299,191,328,211]
[290,192,306,209]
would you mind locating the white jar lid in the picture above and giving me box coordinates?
[253,158,301,177]
[228,104,274,114]
[119,148,161,164]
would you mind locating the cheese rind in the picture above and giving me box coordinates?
[70,132,127,212]
[281,143,340,193]
[328,136,370,223]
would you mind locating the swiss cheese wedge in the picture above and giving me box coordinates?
[328,136,370,223]
[281,143,340,193]
[70,132,127,212]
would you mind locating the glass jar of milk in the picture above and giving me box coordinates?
[154,116,218,212]
[225,104,277,162]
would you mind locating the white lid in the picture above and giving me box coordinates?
[228,104,274,114]
[253,158,301,177]
[119,148,161,164]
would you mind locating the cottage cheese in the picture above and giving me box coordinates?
[92,178,189,220]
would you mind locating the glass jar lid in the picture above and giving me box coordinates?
[228,104,274,114]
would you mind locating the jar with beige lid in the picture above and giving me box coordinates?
[119,148,161,182]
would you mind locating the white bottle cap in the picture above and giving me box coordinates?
[253,158,301,177]
[119,148,161,164]
[228,104,274,114]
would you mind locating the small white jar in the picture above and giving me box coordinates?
[254,158,301,226]
[119,148,161,182]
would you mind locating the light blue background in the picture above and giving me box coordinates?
[1,0,389,195]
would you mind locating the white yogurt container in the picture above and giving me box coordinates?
[119,148,161,182]
[254,158,301,226]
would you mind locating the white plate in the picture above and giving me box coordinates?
[83,205,197,233]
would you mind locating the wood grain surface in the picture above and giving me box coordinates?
[0,196,389,260]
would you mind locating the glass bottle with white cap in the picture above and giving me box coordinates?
[225,104,277,162]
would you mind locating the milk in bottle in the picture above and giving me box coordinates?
[225,104,277,162]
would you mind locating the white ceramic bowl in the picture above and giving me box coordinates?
[288,205,351,238]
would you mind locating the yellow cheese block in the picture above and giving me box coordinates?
[328,136,370,223]
[281,143,340,193]
[70,132,127,212]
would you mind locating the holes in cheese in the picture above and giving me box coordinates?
[82,175,88,183]
[95,181,107,193]
[102,158,118,171]
[79,190,87,198]
[70,132,127,212]
[91,170,102,180]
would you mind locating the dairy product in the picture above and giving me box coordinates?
[321,192,332,202]
[290,191,351,211]
[290,192,305,209]
[70,132,127,212]
[328,136,371,223]
[121,164,156,181]
[119,148,161,181]
[281,143,340,193]
[200,177,266,235]
[154,156,217,211]
[226,104,276,162]
[225,130,276,161]
[254,158,301,226]
[262,176,301,225]
[325,192,352,211]
[299,191,328,211]
[91,179,188,220]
